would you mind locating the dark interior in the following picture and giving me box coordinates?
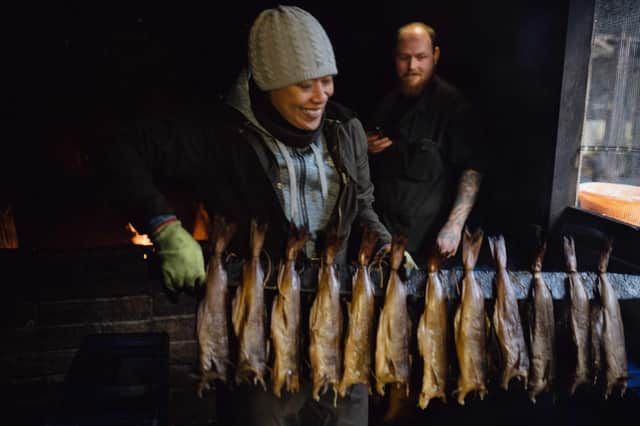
[6,2,572,263]
[4,2,640,425]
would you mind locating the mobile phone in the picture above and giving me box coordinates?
[367,126,384,138]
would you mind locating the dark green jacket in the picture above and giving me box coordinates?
[100,95,390,263]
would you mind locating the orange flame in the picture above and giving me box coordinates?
[126,222,153,246]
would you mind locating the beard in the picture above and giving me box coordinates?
[399,73,429,97]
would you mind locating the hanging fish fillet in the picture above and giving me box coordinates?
[590,296,604,386]
[339,227,377,396]
[375,235,411,397]
[563,236,590,395]
[417,256,448,409]
[270,225,308,398]
[196,215,236,397]
[309,231,343,402]
[489,235,529,390]
[527,242,555,403]
[232,219,269,388]
[453,227,487,405]
[597,239,628,398]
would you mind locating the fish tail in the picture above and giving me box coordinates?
[358,226,378,265]
[389,235,407,271]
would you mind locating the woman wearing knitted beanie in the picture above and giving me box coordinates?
[99,5,391,425]
[214,6,390,426]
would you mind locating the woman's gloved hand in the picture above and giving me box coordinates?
[151,220,205,292]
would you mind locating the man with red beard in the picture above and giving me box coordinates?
[367,22,486,264]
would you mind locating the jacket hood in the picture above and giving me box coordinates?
[225,69,270,133]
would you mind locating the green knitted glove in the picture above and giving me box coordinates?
[152,220,205,292]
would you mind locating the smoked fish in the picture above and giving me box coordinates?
[196,215,236,396]
[597,239,628,398]
[417,257,448,409]
[563,236,590,395]
[375,235,411,397]
[270,225,308,397]
[489,235,529,390]
[453,227,488,405]
[232,219,269,388]
[527,242,555,403]
[339,227,377,396]
[309,231,343,402]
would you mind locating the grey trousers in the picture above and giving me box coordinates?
[216,380,368,426]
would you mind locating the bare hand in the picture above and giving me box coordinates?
[436,223,463,259]
[367,134,393,154]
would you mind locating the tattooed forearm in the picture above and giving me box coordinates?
[446,169,483,228]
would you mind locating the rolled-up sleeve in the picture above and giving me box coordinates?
[446,101,488,175]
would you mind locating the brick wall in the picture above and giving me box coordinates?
[2,246,216,426]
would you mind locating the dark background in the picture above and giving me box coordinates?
[4,1,570,259]
[5,6,640,426]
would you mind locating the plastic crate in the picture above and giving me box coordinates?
[578,182,640,226]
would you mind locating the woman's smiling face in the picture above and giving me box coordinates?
[269,76,335,130]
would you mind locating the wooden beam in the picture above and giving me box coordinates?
[548,0,595,228]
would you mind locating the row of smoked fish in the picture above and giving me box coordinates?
[195,216,628,408]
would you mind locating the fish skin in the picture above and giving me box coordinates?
[597,239,628,399]
[270,226,308,398]
[339,228,377,397]
[232,219,269,388]
[375,235,411,397]
[309,231,343,402]
[196,215,236,397]
[453,227,488,405]
[590,300,604,385]
[563,236,591,395]
[417,257,448,409]
[527,242,555,403]
[489,235,530,390]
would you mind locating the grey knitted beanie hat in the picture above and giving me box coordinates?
[248,6,338,91]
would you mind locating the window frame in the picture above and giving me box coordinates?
[549,0,640,271]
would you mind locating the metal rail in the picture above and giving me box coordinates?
[223,259,640,300]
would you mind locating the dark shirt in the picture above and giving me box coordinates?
[368,75,486,255]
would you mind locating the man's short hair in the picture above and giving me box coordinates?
[397,22,437,48]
